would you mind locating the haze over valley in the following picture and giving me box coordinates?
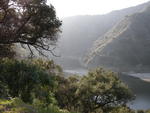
[54,1,150,72]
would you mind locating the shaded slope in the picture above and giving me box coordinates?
[86,6,150,72]
[55,1,150,69]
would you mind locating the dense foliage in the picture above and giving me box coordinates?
[0,58,149,113]
[0,0,62,56]
[0,98,72,113]
[55,68,134,113]
[0,59,58,104]
[0,44,15,58]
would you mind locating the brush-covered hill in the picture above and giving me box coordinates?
[86,6,150,72]
[55,1,150,69]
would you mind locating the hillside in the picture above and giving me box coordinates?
[55,1,150,69]
[86,6,150,72]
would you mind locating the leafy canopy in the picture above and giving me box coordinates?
[55,68,134,113]
[0,0,62,56]
[0,58,57,103]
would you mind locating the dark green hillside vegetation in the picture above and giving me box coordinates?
[0,59,59,104]
[0,98,74,113]
[1,58,150,113]
[0,58,136,113]
[0,58,72,113]
[0,44,15,58]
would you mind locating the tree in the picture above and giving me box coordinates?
[0,58,56,103]
[55,75,80,112]
[54,68,134,113]
[75,68,134,113]
[0,0,61,57]
[0,44,15,58]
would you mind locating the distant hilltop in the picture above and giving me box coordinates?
[85,4,150,72]
[54,1,150,71]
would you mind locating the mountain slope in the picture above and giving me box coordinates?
[55,1,150,69]
[86,6,150,72]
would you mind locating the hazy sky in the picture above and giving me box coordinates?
[48,0,150,18]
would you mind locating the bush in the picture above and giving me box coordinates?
[0,98,74,113]
[0,98,36,113]
[146,110,150,113]
[109,107,135,113]
[0,58,56,104]
[55,68,134,113]
[0,58,140,113]
[55,75,80,112]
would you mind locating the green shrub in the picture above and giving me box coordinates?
[146,110,150,113]
[55,68,134,113]
[137,110,146,113]
[0,98,36,113]
[109,107,135,113]
[0,58,56,104]
[55,75,80,112]
[0,98,74,113]
[0,58,140,113]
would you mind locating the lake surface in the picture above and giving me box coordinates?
[125,73,150,110]
[129,95,150,110]
[64,69,150,110]
[129,73,150,82]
